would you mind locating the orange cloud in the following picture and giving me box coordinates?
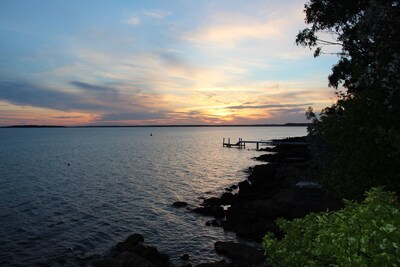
[0,101,97,126]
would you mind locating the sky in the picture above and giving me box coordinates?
[0,0,339,126]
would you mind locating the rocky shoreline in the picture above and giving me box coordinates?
[81,136,342,266]
[190,136,342,242]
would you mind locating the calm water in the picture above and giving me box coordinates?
[0,126,306,266]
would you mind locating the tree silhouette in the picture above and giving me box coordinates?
[298,0,400,199]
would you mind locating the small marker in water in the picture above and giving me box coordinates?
[67,163,70,166]
[150,133,153,136]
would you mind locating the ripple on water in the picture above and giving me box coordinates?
[0,126,307,265]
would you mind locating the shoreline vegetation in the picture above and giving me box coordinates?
[68,135,342,267]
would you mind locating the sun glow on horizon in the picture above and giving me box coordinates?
[0,0,338,126]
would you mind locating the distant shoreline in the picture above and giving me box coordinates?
[1,123,311,128]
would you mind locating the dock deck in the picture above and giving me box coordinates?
[223,138,308,150]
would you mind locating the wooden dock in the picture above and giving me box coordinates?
[223,138,309,150]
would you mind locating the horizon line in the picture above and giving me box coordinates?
[1,123,312,128]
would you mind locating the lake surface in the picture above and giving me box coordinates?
[0,126,306,266]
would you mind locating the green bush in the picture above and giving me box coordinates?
[262,188,400,266]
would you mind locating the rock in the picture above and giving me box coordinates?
[189,135,340,257]
[132,245,170,266]
[180,254,190,261]
[214,241,266,265]
[250,220,281,240]
[202,197,221,206]
[230,185,238,190]
[214,206,225,218]
[220,192,233,204]
[173,201,188,208]
[116,233,144,252]
[238,180,251,194]
[195,206,224,218]
[224,199,284,240]
[95,234,170,267]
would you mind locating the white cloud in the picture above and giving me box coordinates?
[126,17,141,26]
[143,10,171,19]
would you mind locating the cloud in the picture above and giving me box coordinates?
[99,111,167,121]
[143,10,171,19]
[126,17,141,26]
[184,21,281,45]
[70,81,117,93]
[52,115,86,119]
[226,103,314,110]
[179,2,313,63]
[0,0,337,125]
[0,79,150,113]
[0,80,99,111]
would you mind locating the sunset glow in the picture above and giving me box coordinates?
[0,0,338,126]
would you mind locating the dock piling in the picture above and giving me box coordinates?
[223,138,309,150]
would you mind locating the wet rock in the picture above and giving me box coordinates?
[190,135,340,261]
[95,234,171,267]
[192,196,227,218]
[132,245,170,266]
[202,197,221,206]
[116,233,144,252]
[225,184,238,193]
[247,164,277,184]
[220,192,233,204]
[272,187,342,220]
[173,201,188,208]
[238,180,251,194]
[180,254,190,261]
[214,241,266,266]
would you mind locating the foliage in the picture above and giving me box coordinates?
[297,0,400,199]
[296,0,400,94]
[262,188,400,267]
[306,94,400,199]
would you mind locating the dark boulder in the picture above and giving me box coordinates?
[238,180,251,194]
[116,233,144,252]
[192,206,225,218]
[132,245,170,266]
[173,201,188,208]
[95,234,171,267]
[225,184,238,192]
[220,192,234,204]
[180,254,190,261]
[214,241,266,266]
[202,197,221,206]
